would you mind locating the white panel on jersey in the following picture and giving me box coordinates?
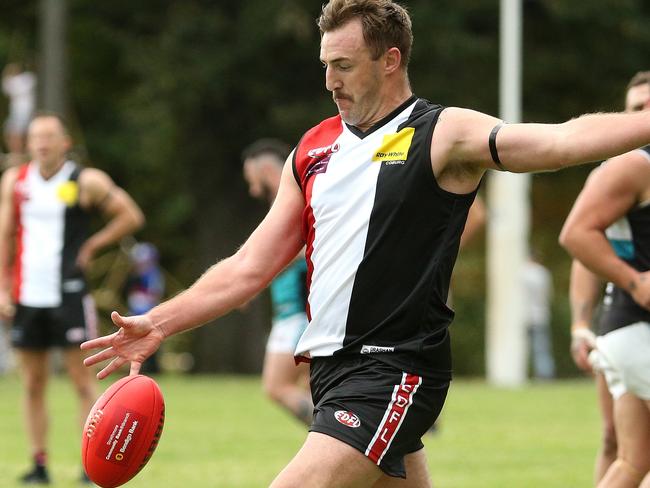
[18,161,76,307]
[296,102,417,357]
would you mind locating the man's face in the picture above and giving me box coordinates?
[243,159,265,199]
[625,83,650,112]
[27,116,71,167]
[320,19,384,127]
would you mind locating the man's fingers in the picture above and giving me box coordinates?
[80,333,117,351]
[130,361,142,376]
[97,357,127,380]
[111,310,130,327]
[83,347,116,367]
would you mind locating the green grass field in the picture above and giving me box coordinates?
[0,374,601,487]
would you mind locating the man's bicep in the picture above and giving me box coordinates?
[566,156,646,233]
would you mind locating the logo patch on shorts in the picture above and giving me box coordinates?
[334,410,361,428]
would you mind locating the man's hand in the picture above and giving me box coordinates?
[570,324,597,373]
[81,311,165,379]
[76,239,98,270]
[0,289,15,321]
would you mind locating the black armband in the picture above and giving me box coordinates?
[489,122,506,171]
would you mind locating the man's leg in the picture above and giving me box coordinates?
[62,347,97,429]
[17,349,51,482]
[262,352,312,424]
[597,394,650,488]
[595,373,617,483]
[270,432,385,488]
[18,350,49,456]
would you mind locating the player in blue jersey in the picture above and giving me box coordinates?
[242,139,312,425]
[83,2,650,486]
[561,71,650,488]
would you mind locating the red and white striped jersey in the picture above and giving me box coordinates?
[13,161,90,307]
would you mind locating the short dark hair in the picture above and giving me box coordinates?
[627,71,650,91]
[241,138,291,166]
[317,0,413,69]
[30,111,70,135]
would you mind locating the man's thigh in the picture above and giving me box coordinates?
[270,431,384,488]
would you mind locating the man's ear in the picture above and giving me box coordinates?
[384,47,402,74]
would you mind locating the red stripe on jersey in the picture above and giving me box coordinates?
[365,373,422,465]
[12,164,30,302]
[294,115,344,323]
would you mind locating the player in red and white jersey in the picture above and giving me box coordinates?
[0,112,144,484]
[83,1,650,486]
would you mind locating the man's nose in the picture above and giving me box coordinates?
[325,66,342,92]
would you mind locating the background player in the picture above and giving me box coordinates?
[0,112,144,484]
[242,139,313,425]
[565,71,650,487]
[561,71,650,488]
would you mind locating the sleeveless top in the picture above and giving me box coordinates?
[292,96,478,378]
[13,160,91,307]
[598,146,650,335]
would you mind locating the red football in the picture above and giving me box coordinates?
[82,375,165,488]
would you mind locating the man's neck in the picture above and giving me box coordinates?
[353,84,413,132]
[37,158,66,180]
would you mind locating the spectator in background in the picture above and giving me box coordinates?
[126,242,164,375]
[242,139,313,425]
[522,250,555,380]
[2,63,36,163]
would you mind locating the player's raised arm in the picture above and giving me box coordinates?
[82,154,305,378]
[433,106,650,177]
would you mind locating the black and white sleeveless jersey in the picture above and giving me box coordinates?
[598,146,650,335]
[13,161,91,307]
[292,96,478,377]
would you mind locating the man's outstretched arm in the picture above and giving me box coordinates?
[82,156,305,378]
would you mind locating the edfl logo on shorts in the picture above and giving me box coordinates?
[334,410,361,428]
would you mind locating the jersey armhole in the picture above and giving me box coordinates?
[292,134,307,191]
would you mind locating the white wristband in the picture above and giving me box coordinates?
[571,327,597,348]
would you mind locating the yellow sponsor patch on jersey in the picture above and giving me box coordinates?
[56,181,79,206]
[372,127,415,162]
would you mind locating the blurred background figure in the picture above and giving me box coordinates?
[125,242,164,375]
[242,138,312,425]
[0,113,144,485]
[522,250,556,380]
[2,62,36,165]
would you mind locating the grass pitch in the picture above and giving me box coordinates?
[0,374,600,487]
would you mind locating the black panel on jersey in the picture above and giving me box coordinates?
[338,99,478,378]
[61,165,91,292]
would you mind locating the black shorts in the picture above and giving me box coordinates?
[309,355,449,478]
[10,293,98,349]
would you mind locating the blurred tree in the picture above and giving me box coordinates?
[1,0,649,375]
